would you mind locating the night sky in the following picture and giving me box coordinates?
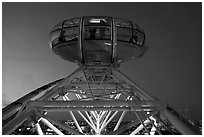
[2,2,202,120]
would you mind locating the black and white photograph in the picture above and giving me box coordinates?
[2,1,202,135]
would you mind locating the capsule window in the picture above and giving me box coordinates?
[84,26,111,40]
[62,27,79,42]
[51,22,63,32]
[132,22,139,30]
[115,18,131,28]
[50,30,61,45]
[133,30,145,46]
[63,18,80,28]
[116,27,132,42]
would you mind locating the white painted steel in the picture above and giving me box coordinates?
[113,111,126,131]
[35,123,44,135]
[130,119,151,135]
[69,111,83,133]
[40,117,64,135]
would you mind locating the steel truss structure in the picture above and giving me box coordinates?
[2,16,201,135]
[2,66,200,135]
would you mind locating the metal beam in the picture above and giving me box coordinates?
[112,68,155,100]
[35,106,154,111]
[139,107,162,135]
[85,111,96,130]
[69,111,83,133]
[36,111,83,135]
[130,119,151,135]
[133,108,150,135]
[28,100,160,108]
[40,117,64,135]
[37,67,82,100]
[109,120,141,135]
[67,81,127,86]
[2,78,63,119]
[100,111,111,130]
[3,108,33,135]
[113,111,126,131]
[62,95,83,134]
[161,106,201,135]
[101,111,118,131]
[82,68,95,100]
[35,123,44,135]
[78,111,95,130]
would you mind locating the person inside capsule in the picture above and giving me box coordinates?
[84,18,111,40]
[58,30,66,42]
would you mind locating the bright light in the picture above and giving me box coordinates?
[90,19,100,23]
[90,19,106,23]
[104,43,111,46]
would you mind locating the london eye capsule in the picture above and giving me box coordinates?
[49,16,146,67]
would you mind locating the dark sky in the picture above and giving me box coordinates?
[2,2,202,120]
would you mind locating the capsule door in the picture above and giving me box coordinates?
[82,17,112,66]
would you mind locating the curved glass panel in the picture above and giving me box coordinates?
[50,27,79,47]
[83,39,112,65]
[133,30,145,46]
[50,30,61,46]
[132,22,139,30]
[115,18,131,28]
[83,17,112,65]
[84,17,111,40]
[84,26,111,40]
[116,27,132,42]
[51,22,63,32]
[115,41,137,63]
[63,18,80,28]
[62,27,79,42]
[137,26,144,33]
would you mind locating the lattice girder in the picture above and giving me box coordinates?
[2,66,200,135]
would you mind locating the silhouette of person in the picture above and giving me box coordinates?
[100,27,106,39]
[100,20,107,39]
[58,30,66,42]
[89,27,96,39]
